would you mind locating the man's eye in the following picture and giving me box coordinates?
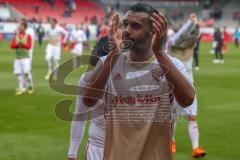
[122,23,128,28]
[132,24,140,30]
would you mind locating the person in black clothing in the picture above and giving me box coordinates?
[89,36,108,66]
[36,22,45,47]
[213,27,224,63]
[193,34,201,70]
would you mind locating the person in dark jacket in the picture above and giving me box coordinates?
[213,27,224,63]
[36,22,45,47]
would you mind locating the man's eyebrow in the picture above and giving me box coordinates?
[123,18,143,26]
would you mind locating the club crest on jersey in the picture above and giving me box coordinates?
[151,68,164,81]
[113,73,122,80]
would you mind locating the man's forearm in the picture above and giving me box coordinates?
[83,54,118,107]
[154,52,195,107]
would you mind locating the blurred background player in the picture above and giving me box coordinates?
[213,27,224,64]
[223,26,229,53]
[11,21,33,95]
[25,19,35,66]
[71,24,87,68]
[234,26,239,48]
[44,18,68,80]
[169,13,206,158]
[36,21,45,48]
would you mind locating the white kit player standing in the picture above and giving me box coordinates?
[68,71,106,160]
[71,24,87,68]
[44,18,68,80]
[26,22,35,66]
[169,13,206,158]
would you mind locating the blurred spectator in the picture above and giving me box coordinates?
[233,11,240,21]
[203,0,210,9]
[35,5,40,14]
[63,8,72,17]
[49,0,55,9]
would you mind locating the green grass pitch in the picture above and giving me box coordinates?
[0,40,239,160]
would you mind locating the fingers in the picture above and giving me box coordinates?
[190,13,198,24]
[109,14,120,35]
[150,13,168,37]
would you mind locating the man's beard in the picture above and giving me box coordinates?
[132,33,151,51]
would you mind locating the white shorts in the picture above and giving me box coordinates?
[183,95,198,115]
[85,143,104,160]
[175,95,198,117]
[45,44,61,61]
[72,43,83,56]
[182,58,193,83]
[13,58,31,74]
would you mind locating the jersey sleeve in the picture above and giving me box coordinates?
[168,55,196,110]
[168,55,192,84]
[10,34,19,49]
[60,27,68,43]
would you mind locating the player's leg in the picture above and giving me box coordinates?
[72,44,83,69]
[219,46,224,64]
[52,46,61,80]
[185,96,206,158]
[171,121,177,153]
[193,49,199,70]
[22,58,34,94]
[45,44,53,80]
[213,45,220,63]
[85,143,104,160]
[14,59,26,95]
[71,47,78,69]
[29,48,33,66]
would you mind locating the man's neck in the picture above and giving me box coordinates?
[129,48,153,62]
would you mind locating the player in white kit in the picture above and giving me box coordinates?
[68,72,105,160]
[71,24,87,68]
[68,52,192,160]
[26,21,35,66]
[82,4,195,159]
[45,18,68,80]
[169,13,206,158]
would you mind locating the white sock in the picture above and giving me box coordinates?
[72,57,77,69]
[172,121,176,142]
[46,59,52,73]
[53,60,59,77]
[25,73,33,88]
[17,74,24,90]
[188,121,199,149]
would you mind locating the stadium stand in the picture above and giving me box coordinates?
[0,0,105,24]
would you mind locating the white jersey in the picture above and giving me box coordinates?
[68,55,192,159]
[47,25,68,46]
[83,53,192,160]
[72,29,87,44]
[71,29,87,55]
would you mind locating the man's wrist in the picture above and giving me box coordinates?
[154,50,166,55]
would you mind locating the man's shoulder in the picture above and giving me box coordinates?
[152,54,184,70]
